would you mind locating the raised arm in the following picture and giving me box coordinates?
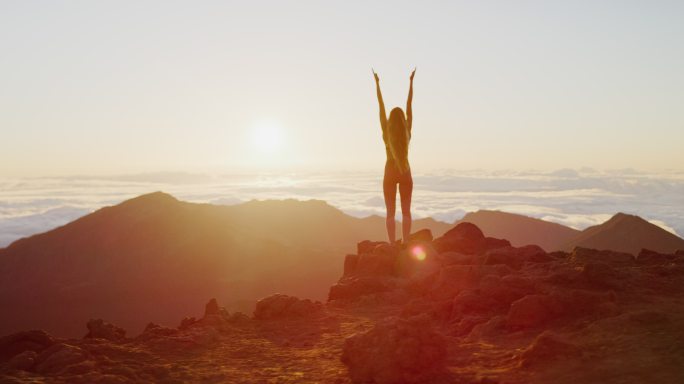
[373,69,388,133]
[406,68,415,134]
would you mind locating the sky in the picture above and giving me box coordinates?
[1,1,683,177]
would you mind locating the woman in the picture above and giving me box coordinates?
[373,68,415,244]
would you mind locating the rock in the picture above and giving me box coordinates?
[357,240,386,255]
[451,290,498,319]
[637,249,676,265]
[139,323,179,340]
[205,298,220,315]
[434,222,486,254]
[329,276,398,301]
[254,294,322,319]
[33,343,89,374]
[570,247,635,265]
[6,350,37,371]
[431,264,509,300]
[84,319,126,341]
[484,237,511,251]
[178,317,197,330]
[479,275,536,308]
[520,331,581,367]
[341,314,448,384]
[0,330,55,362]
[507,294,561,329]
[484,245,549,269]
[227,312,251,324]
[581,262,621,288]
[438,251,477,266]
[408,229,433,243]
[343,254,359,276]
[355,243,400,276]
[467,315,505,341]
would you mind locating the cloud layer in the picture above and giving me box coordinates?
[1,169,683,247]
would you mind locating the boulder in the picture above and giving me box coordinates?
[355,243,400,276]
[84,319,126,341]
[343,254,359,276]
[637,249,676,265]
[328,276,398,301]
[138,323,180,340]
[434,222,486,254]
[6,350,38,371]
[570,247,635,265]
[520,331,581,368]
[479,274,536,308]
[450,290,498,319]
[33,343,89,374]
[431,264,509,300]
[484,245,549,269]
[357,240,386,255]
[581,262,621,289]
[507,294,561,329]
[484,237,512,251]
[408,229,433,243]
[204,298,229,317]
[341,314,448,384]
[0,330,55,362]
[254,294,322,319]
[178,317,197,330]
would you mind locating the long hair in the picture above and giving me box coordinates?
[387,107,410,174]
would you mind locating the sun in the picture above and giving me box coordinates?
[251,120,285,154]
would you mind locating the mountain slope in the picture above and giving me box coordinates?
[0,192,443,337]
[454,210,580,251]
[562,212,684,254]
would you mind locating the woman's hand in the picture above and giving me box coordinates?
[410,67,416,81]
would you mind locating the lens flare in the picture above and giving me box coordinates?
[412,245,426,261]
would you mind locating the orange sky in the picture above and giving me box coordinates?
[1,1,683,177]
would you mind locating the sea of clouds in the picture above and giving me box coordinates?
[1,168,683,247]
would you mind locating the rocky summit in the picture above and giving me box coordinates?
[1,222,684,383]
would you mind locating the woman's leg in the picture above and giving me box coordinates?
[383,168,397,243]
[399,171,413,243]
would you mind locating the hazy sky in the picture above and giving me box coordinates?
[1,1,683,176]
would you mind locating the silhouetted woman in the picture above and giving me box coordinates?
[373,68,415,244]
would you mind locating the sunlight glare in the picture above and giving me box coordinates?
[251,120,285,153]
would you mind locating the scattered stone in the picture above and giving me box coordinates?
[84,319,126,341]
[341,314,448,384]
[254,294,322,319]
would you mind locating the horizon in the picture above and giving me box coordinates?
[2,167,682,247]
[2,1,684,176]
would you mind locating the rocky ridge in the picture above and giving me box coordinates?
[1,222,683,383]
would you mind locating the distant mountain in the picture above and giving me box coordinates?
[454,210,580,251]
[0,192,445,337]
[562,212,684,255]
